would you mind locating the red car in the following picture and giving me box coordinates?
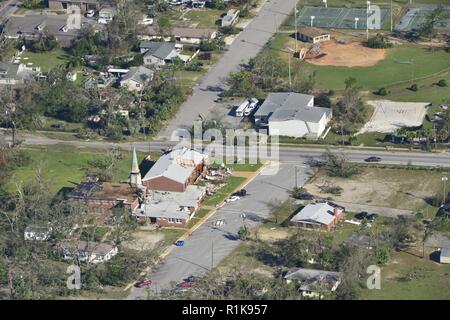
[177,281,192,290]
[134,278,152,288]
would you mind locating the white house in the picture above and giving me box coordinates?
[61,241,118,264]
[24,225,52,241]
[120,66,153,91]
[285,268,341,299]
[254,92,332,139]
[221,9,240,27]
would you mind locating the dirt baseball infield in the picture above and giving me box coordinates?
[306,40,386,67]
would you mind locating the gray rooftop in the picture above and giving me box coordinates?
[142,147,208,184]
[255,92,331,123]
[284,268,340,292]
[291,202,337,226]
[140,42,177,60]
[133,185,206,220]
[0,61,19,79]
[121,66,153,84]
[3,14,92,43]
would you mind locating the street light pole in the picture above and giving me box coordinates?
[294,0,297,54]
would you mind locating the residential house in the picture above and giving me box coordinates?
[0,62,39,85]
[24,225,53,241]
[290,202,344,232]
[297,27,331,44]
[440,247,450,264]
[142,147,208,192]
[140,42,180,67]
[98,7,116,24]
[66,175,141,223]
[61,240,118,264]
[221,9,239,27]
[139,26,217,44]
[48,0,99,11]
[2,13,93,47]
[119,66,153,91]
[343,233,374,250]
[254,92,332,139]
[284,268,341,299]
[133,185,206,227]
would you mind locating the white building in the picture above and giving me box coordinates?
[24,225,52,241]
[61,241,118,264]
[254,92,332,139]
[221,9,240,27]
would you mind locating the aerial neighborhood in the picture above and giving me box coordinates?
[0,0,449,303]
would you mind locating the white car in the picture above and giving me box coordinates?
[139,16,154,25]
[86,10,95,18]
[226,196,240,203]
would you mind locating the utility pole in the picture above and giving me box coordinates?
[390,0,393,33]
[288,53,292,90]
[294,165,298,188]
[341,122,345,147]
[210,240,214,271]
[294,0,297,54]
[366,1,370,41]
[442,176,448,206]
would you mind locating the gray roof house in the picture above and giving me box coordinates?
[132,185,206,226]
[290,202,344,231]
[255,92,332,139]
[284,268,341,298]
[140,42,179,67]
[2,14,92,47]
[60,240,118,264]
[120,66,153,91]
[0,62,40,85]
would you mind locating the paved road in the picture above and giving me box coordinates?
[4,132,450,168]
[0,0,19,23]
[126,162,313,299]
[156,0,294,139]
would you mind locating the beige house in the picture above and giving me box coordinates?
[48,0,99,11]
[297,27,330,44]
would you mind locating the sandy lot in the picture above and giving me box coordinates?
[359,100,429,134]
[122,231,164,251]
[304,168,445,211]
[306,40,386,67]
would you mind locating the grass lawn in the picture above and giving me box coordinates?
[20,48,71,72]
[6,145,154,194]
[361,250,450,300]
[302,45,450,91]
[183,8,223,28]
[158,228,186,246]
[202,176,247,206]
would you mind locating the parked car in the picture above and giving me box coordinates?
[367,213,379,221]
[355,211,369,220]
[226,196,240,203]
[364,156,382,162]
[232,189,247,197]
[85,10,95,18]
[134,278,152,288]
[175,240,185,246]
[139,16,154,25]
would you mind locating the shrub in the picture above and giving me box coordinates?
[367,34,393,49]
[410,84,419,91]
[377,87,389,96]
[437,79,448,87]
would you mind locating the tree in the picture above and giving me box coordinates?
[157,16,172,39]
[367,34,393,49]
[322,151,360,178]
[419,5,445,40]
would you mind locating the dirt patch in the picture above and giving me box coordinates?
[306,40,386,67]
[257,227,292,242]
[122,231,164,251]
[304,168,445,211]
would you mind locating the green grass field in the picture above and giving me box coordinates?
[20,49,70,72]
[301,45,450,90]
[6,145,153,194]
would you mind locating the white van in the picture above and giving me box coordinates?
[244,98,259,116]
[235,100,250,117]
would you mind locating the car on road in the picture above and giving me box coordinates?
[232,189,247,197]
[85,10,95,18]
[364,156,382,163]
[134,278,152,288]
[367,213,379,221]
[226,196,240,203]
[355,211,369,220]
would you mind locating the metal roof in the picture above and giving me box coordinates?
[140,42,177,60]
[290,202,337,225]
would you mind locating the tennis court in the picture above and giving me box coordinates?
[293,6,390,30]
[395,5,450,32]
